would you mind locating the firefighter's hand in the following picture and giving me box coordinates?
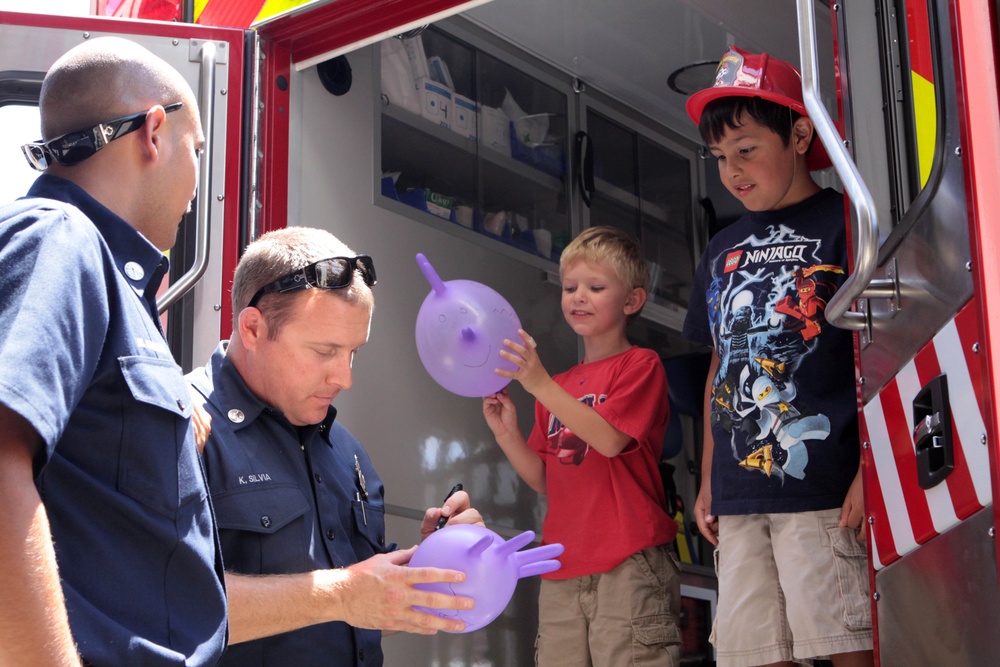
[694,482,719,546]
[189,389,212,455]
[839,467,866,544]
[419,489,485,540]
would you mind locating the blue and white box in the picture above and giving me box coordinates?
[427,55,455,89]
[451,94,478,139]
[417,76,452,129]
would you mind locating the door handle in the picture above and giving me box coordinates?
[796,0,897,332]
[574,130,594,208]
[912,374,954,489]
[159,39,218,314]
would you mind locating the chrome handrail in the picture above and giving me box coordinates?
[159,40,217,314]
[796,0,878,330]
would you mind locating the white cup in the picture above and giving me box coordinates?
[484,211,506,235]
[454,205,473,228]
[534,229,553,258]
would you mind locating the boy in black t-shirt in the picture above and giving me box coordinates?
[682,45,874,667]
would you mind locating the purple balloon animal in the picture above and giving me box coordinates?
[409,524,564,632]
[414,253,522,397]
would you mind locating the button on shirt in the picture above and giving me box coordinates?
[0,175,227,666]
[188,343,391,667]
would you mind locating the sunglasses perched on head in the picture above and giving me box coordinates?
[21,102,184,171]
[248,255,377,308]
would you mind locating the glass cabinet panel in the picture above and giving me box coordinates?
[585,107,696,312]
[379,25,570,263]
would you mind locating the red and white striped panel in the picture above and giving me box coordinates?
[861,301,993,570]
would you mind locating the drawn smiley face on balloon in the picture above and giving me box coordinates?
[414,253,522,397]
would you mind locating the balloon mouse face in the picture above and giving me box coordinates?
[409,524,564,633]
[415,253,522,397]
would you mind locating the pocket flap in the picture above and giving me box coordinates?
[632,613,682,646]
[119,355,192,418]
[212,483,310,534]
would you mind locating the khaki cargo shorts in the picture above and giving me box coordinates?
[711,509,873,666]
[536,544,682,666]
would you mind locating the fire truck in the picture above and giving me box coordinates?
[0,0,997,664]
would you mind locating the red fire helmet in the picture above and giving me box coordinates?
[686,45,833,171]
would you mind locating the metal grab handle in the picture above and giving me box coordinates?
[159,40,217,314]
[796,0,880,330]
[575,131,594,208]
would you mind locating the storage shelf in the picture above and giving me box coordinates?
[382,104,564,212]
[594,177,668,222]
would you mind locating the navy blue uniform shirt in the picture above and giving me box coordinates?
[0,175,227,666]
[189,343,391,666]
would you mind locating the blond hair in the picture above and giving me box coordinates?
[560,226,649,319]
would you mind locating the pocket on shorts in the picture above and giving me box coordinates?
[632,544,680,589]
[632,613,682,660]
[826,525,872,631]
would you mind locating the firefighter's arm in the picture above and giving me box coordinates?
[0,405,82,666]
[225,547,474,642]
[694,350,721,546]
[839,461,866,543]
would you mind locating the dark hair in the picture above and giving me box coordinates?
[698,96,802,147]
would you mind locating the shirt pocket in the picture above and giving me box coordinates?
[213,483,310,532]
[351,498,389,558]
[118,355,203,518]
[212,484,311,574]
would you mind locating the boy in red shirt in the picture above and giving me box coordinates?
[483,226,680,666]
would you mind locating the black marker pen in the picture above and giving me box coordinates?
[435,483,464,530]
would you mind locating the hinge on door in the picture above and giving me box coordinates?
[189,39,229,65]
[857,297,873,348]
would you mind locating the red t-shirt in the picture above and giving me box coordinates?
[528,346,677,579]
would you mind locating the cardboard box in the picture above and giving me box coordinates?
[427,55,454,89]
[451,94,477,139]
[400,188,454,220]
[416,76,452,129]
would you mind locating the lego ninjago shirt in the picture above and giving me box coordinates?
[684,188,860,515]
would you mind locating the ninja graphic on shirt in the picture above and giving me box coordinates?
[709,224,844,481]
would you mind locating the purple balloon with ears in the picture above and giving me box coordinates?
[409,524,564,633]
[414,253,523,397]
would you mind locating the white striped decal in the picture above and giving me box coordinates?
[862,302,991,570]
[933,322,992,506]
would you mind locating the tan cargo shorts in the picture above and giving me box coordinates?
[536,544,682,666]
[711,509,873,666]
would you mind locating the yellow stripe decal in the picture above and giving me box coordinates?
[911,71,937,188]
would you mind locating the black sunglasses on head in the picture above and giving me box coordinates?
[21,102,184,171]
[247,255,377,309]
